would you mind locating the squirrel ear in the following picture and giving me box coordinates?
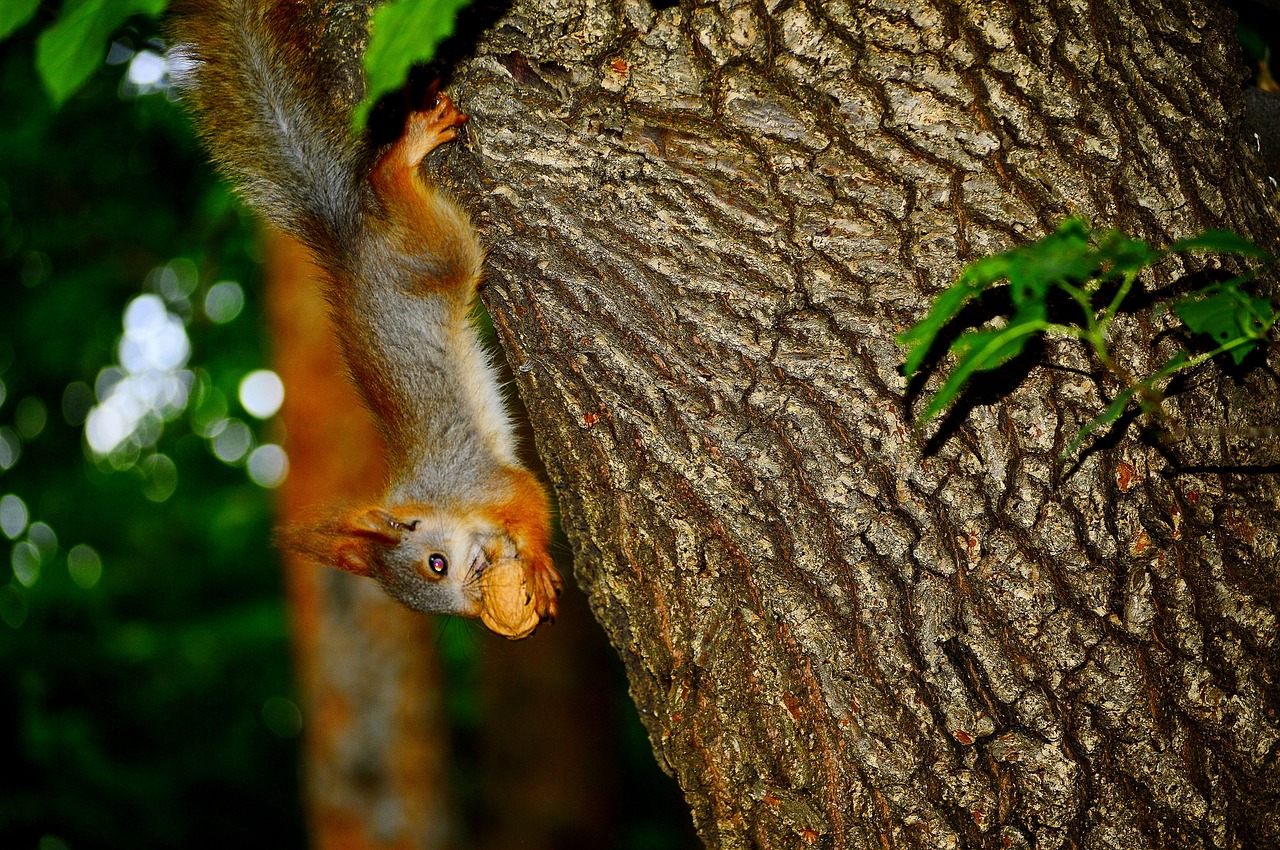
[330,506,409,576]
[345,506,407,543]
[279,505,413,578]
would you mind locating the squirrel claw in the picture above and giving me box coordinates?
[420,77,442,111]
[392,94,468,168]
[419,94,467,144]
[528,558,562,623]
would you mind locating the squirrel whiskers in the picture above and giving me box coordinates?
[171,0,561,636]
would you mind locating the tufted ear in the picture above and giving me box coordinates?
[278,505,413,577]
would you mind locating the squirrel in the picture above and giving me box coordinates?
[169,0,561,636]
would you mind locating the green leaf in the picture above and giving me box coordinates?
[899,216,1277,451]
[1067,387,1139,457]
[1168,229,1271,260]
[900,218,1098,378]
[898,254,1010,378]
[353,0,475,130]
[1092,229,1155,278]
[1006,218,1096,303]
[915,320,1045,428]
[0,0,41,41]
[1175,279,1276,365]
[903,225,1099,423]
[34,0,168,107]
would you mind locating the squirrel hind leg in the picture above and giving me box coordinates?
[368,92,482,292]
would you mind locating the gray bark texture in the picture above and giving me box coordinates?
[439,0,1280,847]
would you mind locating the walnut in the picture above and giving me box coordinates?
[479,558,540,639]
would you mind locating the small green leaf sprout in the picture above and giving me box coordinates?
[897,219,1275,455]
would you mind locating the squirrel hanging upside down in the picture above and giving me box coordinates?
[170,0,561,638]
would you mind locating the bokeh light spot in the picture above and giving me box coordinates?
[204,281,245,324]
[210,419,253,464]
[85,291,194,461]
[121,294,189,372]
[67,544,103,590]
[15,397,47,440]
[262,696,303,738]
[191,376,229,437]
[0,428,18,471]
[239,370,284,419]
[153,258,198,306]
[62,381,92,426]
[127,49,166,90]
[247,444,288,488]
[0,494,28,540]
[142,454,178,503]
[12,541,40,587]
[28,522,57,561]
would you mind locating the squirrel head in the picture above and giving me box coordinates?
[286,503,514,618]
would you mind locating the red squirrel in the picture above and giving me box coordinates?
[170,0,561,637]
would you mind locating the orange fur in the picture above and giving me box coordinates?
[481,467,561,622]
[371,96,476,292]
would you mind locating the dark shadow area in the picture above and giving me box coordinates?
[920,338,1047,457]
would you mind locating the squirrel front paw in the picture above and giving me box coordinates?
[526,553,562,624]
[372,93,469,197]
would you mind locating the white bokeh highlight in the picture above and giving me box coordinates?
[85,293,194,460]
[238,370,285,419]
[247,444,288,488]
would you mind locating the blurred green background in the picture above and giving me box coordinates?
[0,16,307,849]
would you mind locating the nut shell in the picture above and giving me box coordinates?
[479,558,541,639]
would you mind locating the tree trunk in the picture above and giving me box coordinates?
[441,0,1280,847]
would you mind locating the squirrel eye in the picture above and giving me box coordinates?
[426,553,448,576]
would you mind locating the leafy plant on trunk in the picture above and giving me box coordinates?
[898,218,1275,453]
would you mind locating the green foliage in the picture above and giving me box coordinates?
[898,218,1276,454]
[35,0,168,106]
[0,0,40,41]
[355,0,474,130]
[1173,277,1275,365]
[0,29,303,849]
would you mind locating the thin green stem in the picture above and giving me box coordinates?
[1057,280,1098,333]
[1166,337,1254,374]
[1101,269,1139,326]
[1041,322,1089,341]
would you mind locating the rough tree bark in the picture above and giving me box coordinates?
[437,0,1280,847]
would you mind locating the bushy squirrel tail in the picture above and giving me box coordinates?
[168,0,372,251]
